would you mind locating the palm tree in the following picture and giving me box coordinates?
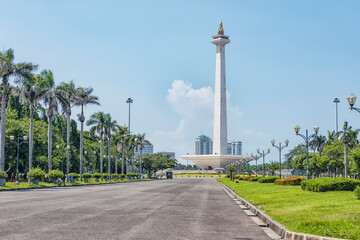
[104,113,117,175]
[326,130,337,146]
[112,125,128,174]
[19,85,48,172]
[136,133,150,175]
[0,49,37,170]
[87,111,106,176]
[57,81,76,176]
[310,135,327,157]
[73,87,100,180]
[128,135,137,173]
[336,121,360,177]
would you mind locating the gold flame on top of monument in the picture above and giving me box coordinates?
[218,21,224,35]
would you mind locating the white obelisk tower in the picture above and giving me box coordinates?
[212,21,230,155]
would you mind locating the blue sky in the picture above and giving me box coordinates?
[1,0,360,164]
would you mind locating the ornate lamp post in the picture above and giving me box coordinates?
[257,148,270,177]
[347,93,360,113]
[10,135,28,184]
[250,153,261,176]
[271,139,289,179]
[294,125,319,180]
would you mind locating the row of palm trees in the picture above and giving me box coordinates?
[0,48,150,179]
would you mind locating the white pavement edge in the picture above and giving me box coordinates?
[218,182,347,240]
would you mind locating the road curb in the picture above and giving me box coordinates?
[218,182,346,240]
[0,179,157,192]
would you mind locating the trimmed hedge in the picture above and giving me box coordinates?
[69,172,79,180]
[48,169,63,179]
[111,173,119,180]
[28,167,46,180]
[249,176,262,182]
[275,176,305,186]
[92,172,102,178]
[258,176,279,183]
[82,172,92,179]
[103,173,110,178]
[355,186,360,199]
[0,170,8,179]
[301,177,360,192]
[119,173,125,178]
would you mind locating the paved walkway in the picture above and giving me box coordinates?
[0,178,271,240]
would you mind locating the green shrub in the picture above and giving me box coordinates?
[28,167,46,180]
[275,176,305,186]
[258,176,279,183]
[243,176,250,181]
[235,180,239,183]
[82,172,92,179]
[226,174,230,178]
[119,173,125,178]
[234,175,240,179]
[249,177,262,182]
[103,173,110,178]
[111,173,119,179]
[92,172,102,178]
[355,186,360,199]
[238,177,244,180]
[301,177,360,192]
[69,172,79,180]
[0,171,8,179]
[48,169,63,179]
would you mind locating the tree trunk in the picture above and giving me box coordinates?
[66,111,70,176]
[80,118,84,181]
[100,138,103,175]
[121,143,124,174]
[0,83,7,171]
[48,116,52,171]
[132,149,135,173]
[344,144,348,178]
[108,135,111,174]
[115,149,118,174]
[29,110,34,171]
[126,148,129,173]
[140,148,142,175]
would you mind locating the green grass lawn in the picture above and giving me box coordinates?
[217,178,360,240]
[0,178,147,190]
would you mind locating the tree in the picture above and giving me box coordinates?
[112,125,128,174]
[87,111,106,176]
[268,161,279,176]
[57,81,76,176]
[140,153,176,178]
[0,49,37,170]
[335,121,360,177]
[105,113,117,174]
[136,133,150,174]
[73,87,99,180]
[127,134,136,173]
[319,141,345,177]
[310,135,327,157]
[284,144,306,168]
[227,166,237,181]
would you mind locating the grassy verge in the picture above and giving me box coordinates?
[0,178,149,190]
[217,178,360,240]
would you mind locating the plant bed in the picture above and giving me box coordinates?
[28,167,46,185]
[48,169,63,184]
[275,176,305,186]
[69,173,79,183]
[301,177,360,192]
[258,176,279,183]
[82,173,92,183]
[0,171,8,186]
[354,186,360,199]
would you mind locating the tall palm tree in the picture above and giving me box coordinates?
[310,135,327,157]
[57,81,76,176]
[105,114,117,175]
[0,49,37,170]
[336,121,360,177]
[118,125,128,174]
[136,133,150,175]
[19,85,48,172]
[86,111,106,176]
[127,135,137,173]
[326,130,337,146]
[73,87,100,180]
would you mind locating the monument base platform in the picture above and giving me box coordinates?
[181,154,253,171]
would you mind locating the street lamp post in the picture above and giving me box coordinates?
[257,148,270,177]
[84,151,88,172]
[347,93,360,113]
[333,98,340,133]
[126,98,133,133]
[294,125,319,180]
[271,139,289,179]
[66,145,70,177]
[10,135,28,184]
[250,153,261,176]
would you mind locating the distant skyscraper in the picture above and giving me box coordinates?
[195,135,213,155]
[134,142,153,159]
[227,141,242,155]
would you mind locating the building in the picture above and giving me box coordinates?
[159,152,175,159]
[134,142,153,159]
[195,135,213,155]
[227,141,242,155]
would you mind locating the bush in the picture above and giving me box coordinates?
[111,173,119,179]
[119,173,125,178]
[258,176,279,183]
[355,186,360,199]
[226,174,230,178]
[82,172,92,179]
[92,172,102,178]
[0,171,8,179]
[301,177,360,192]
[48,169,63,179]
[103,173,110,178]
[28,167,46,180]
[238,177,244,180]
[249,177,262,182]
[243,176,250,181]
[234,175,240,179]
[69,172,79,180]
[275,176,305,186]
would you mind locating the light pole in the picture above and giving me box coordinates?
[66,145,70,177]
[56,145,65,185]
[294,125,319,180]
[333,98,340,133]
[10,135,28,184]
[250,153,261,176]
[126,98,133,133]
[271,139,289,179]
[84,151,88,172]
[347,93,360,113]
[257,148,270,177]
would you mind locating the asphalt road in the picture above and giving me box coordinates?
[0,178,271,240]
